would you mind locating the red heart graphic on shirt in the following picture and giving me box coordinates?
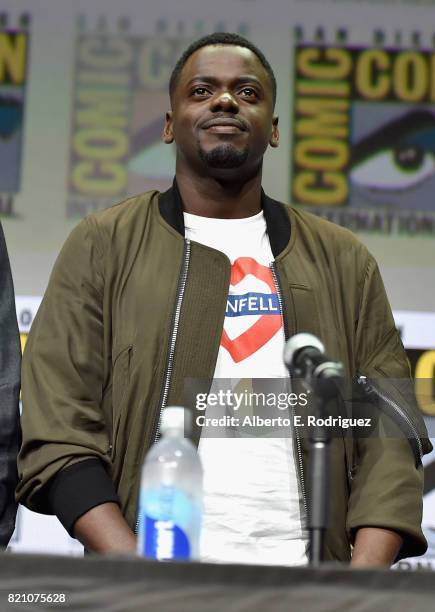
[221,257,282,363]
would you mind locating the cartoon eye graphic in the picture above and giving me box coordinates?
[0,95,23,140]
[350,110,435,192]
[351,144,435,190]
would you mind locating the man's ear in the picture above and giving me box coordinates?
[270,115,279,148]
[163,111,174,144]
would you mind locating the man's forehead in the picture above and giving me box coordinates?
[181,44,268,82]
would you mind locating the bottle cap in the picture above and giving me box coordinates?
[160,406,191,435]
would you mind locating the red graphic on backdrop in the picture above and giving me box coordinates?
[221,257,282,363]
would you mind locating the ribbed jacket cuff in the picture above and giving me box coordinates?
[48,458,119,537]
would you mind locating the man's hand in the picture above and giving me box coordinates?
[351,527,403,568]
[73,502,137,554]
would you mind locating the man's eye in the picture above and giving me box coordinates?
[192,87,209,96]
[240,87,257,97]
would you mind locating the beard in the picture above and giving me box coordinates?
[198,143,249,169]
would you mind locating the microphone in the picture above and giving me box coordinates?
[284,334,344,565]
[283,333,344,385]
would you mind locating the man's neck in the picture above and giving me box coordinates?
[175,171,263,219]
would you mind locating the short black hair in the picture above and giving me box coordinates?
[169,32,277,108]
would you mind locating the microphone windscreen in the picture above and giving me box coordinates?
[283,333,325,368]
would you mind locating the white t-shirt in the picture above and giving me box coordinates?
[184,210,308,566]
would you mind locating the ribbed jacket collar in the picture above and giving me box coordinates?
[158,178,291,259]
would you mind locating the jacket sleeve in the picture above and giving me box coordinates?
[346,253,432,561]
[16,216,119,532]
[0,223,21,547]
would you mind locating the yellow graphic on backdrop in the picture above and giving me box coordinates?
[415,350,435,415]
[293,47,351,206]
[71,36,132,200]
[292,41,435,219]
[0,32,27,84]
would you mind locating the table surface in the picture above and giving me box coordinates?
[0,552,433,611]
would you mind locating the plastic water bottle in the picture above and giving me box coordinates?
[137,406,203,561]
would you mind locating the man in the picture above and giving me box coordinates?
[17,33,431,565]
[0,223,20,546]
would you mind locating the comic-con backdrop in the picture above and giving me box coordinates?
[2,0,435,568]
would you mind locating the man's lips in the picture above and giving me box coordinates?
[201,117,247,132]
[205,125,244,134]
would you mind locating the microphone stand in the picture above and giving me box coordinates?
[305,367,343,567]
[283,334,344,566]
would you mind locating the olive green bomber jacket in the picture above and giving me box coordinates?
[17,183,432,562]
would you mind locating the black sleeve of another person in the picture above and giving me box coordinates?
[0,223,21,547]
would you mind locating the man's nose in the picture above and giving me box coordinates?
[211,91,239,112]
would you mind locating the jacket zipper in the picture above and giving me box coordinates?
[270,262,309,522]
[135,239,191,535]
[153,238,191,443]
[357,374,423,464]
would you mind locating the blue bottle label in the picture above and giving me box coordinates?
[143,517,190,560]
[138,486,199,560]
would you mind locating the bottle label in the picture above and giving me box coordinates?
[143,517,190,560]
[138,486,199,560]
